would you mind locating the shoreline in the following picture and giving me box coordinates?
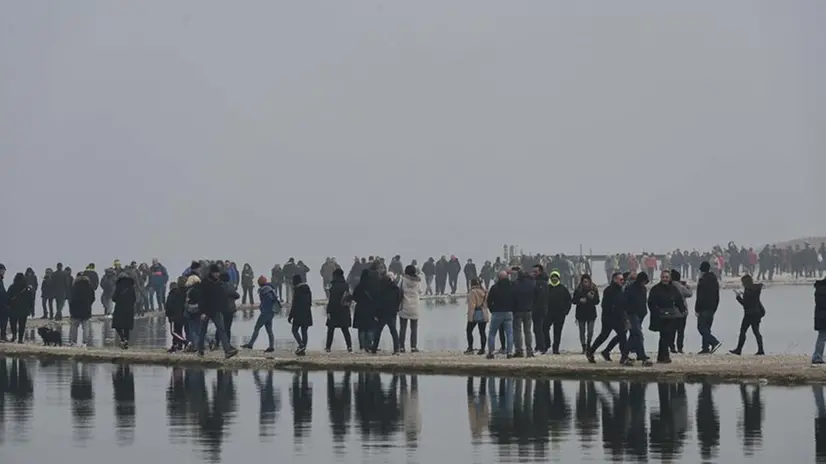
[0,343,823,385]
[25,276,817,330]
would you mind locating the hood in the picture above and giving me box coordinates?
[547,271,560,287]
[403,274,420,283]
[25,268,34,276]
[185,275,201,287]
[12,273,25,285]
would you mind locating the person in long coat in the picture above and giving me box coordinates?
[7,273,34,343]
[398,265,422,352]
[288,274,313,355]
[325,268,353,352]
[112,273,137,349]
[351,268,377,351]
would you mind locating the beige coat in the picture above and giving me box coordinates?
[466,286,490,322]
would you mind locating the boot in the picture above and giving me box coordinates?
[581,344,587,354]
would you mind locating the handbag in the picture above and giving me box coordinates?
[659,307,681,319]
[472,308,485,323]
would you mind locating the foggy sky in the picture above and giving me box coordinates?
[1,1,824,277]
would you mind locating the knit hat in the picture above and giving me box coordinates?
[699,261,711,273]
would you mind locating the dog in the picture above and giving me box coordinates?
[38,326,62,346]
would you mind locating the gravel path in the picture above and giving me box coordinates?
[1,342,823,385]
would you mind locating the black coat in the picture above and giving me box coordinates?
[532,274,550,318]
[600,282,626,324]
[165,286,187,323]
[289,283,313,327]
[695,271,720,314]
[647,282,687,332]
[572,285,600,321]
[815,279,826,331]
[547,283,572,318]
[40,275,53,299]
[7,280,34,318]
[737,283,765,318]
[69,278,96,320]
[352,273,378,329]
[199,277,228,318]
[326,277,352,328]
[513,277,536,313]
[487,279,516,313]
[376,278,401,322]
[623,281,648,319]
[51,269,70,299]
[112,276,137,330]
[82,270,100,292]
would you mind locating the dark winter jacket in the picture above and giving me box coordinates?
[547,279,572,318]
[376,277,401,322]
[165,286,187,323]
[352,271,378,329]
[0,276,6,315]
[222,281,240,314]
[422,260,435,278]
[241,266,255,288]
[448,259,461,278]
[199,277,229,318]
[695,271,720,314]
[486,279,516,313]
[736,283,765,318]
[513,276,536,314]
[100,270,117,297]
[815,279,826,331]
[51,269,70,299]
[532,273,550,318]
[40,274,53,299]
[148,263,169,288]
[289,283,313,327]
[69,277,96,320]
[7,274,34,318]
[258,283,281,317]
[572,284,600,321]
[326,276,352,328]
[600,282,626,323]
[647,282,687,332]
[24,269,38,295]
[623,280,648,319]
[112,275,137,330]
[82,269,100,291]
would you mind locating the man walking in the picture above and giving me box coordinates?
[695,261,723,354]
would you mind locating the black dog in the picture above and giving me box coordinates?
[38,327,62,346]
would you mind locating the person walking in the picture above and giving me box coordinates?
[164,277,188,352]
[623,271,652,366]
[812,277,826,364]
[587,272,629,364]
[195,264,239,359]
[695,261,723,354]
[647,270,688,364]
[729,275,766,355]
[111,272,137,349]
[572,274,600,354]
[371,272,401,355]
[545,270,572,355]
[288,274,313,356]
[68,273,95,346]
[669,269,693,354]
[242,276,281,353]
[324,268,353,352]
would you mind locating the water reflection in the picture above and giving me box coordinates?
[70,362,95,445]
[0,360,815,462]
[112,364,136,446]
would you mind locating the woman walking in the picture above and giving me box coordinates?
[465,278,489,354]
[647,270,687,363]
[288,274,313,356]
[398,265,422,353]
[572,275,600,353]
[729,275,766,355]
[112,272,137,349]
[325,268,353,352]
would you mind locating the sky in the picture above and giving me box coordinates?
[1,0,824,280]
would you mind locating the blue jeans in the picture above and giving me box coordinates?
[248,313,274,348]
[197,312,233,354]
[488,312,513,354]
[813,330,826,363]
[626,314,648,360]
[697,311,720,352]
[187,317,201,347]
[148,285,165,311]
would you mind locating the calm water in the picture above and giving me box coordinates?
[32,285,818,355]
[1,357,825,463]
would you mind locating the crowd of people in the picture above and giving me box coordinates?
[0,239,824,364]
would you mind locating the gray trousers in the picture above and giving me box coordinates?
[512,312,533,353]
[399,318,418,350]
[69,318,91,345]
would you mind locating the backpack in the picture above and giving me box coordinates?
[185,286,200,314]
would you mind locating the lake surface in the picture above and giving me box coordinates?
[1,356,825,463]
[33,284,819,356]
